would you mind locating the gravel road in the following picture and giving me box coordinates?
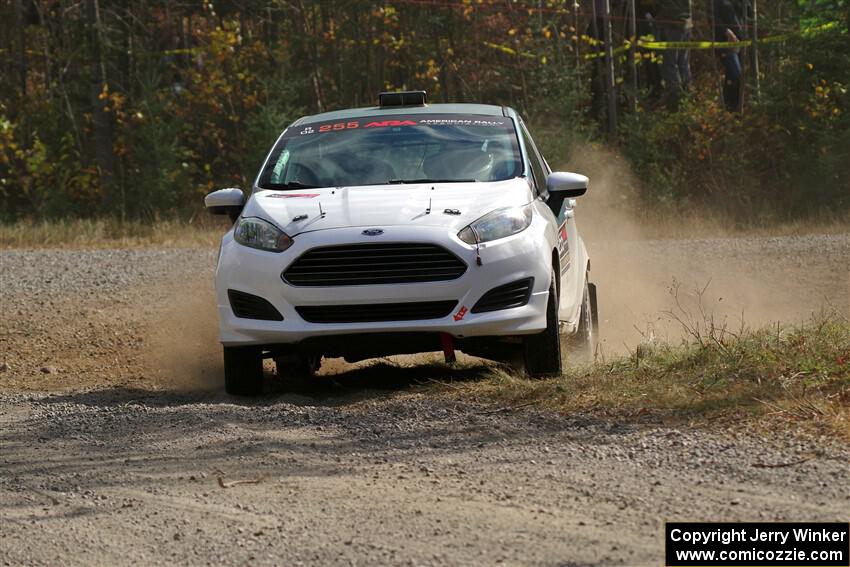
[1,235,848,566]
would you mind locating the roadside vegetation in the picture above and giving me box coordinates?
[2,0,847,225]
[0,217,224,249]
[445,311,850,438]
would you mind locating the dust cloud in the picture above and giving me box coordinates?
[563,143,850,356]
[142,147,848,384]
[143,282,224,391]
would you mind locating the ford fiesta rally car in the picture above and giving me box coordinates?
[206,91,598,395]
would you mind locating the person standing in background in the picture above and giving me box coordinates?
[711,0,745,111]
[656,0,692,110]
[636,0,663,102]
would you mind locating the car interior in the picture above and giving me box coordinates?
[264,125,521,187]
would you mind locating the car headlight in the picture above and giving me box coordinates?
[458,204,533,244]
[233,217,293,252]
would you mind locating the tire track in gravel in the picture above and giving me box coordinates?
[1,388,847,566]
[0,236,848,566]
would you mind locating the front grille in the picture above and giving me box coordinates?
[471,278,534,313]
[296,300,458,323]
[228,289,284,321]
[283,243,467,286]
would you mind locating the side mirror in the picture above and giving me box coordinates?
[546,171,588,197]
[205,188,244,223]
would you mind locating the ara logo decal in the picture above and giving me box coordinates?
[453,306,468,321]
[557,222,570,255]
[267,193,319,199]
[364,120,417,128]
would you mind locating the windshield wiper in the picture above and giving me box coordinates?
[387,178,476,184]
[258,181,320,190]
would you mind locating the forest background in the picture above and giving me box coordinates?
[1,0,847,224]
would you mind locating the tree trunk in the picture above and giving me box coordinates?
[750,0,760,99]
[15,0,26,101]
[87,0,114,211]
[14,0,29,145]
[628,0,638,111]
[602,0,618,140]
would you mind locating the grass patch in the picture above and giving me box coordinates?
[0,217,227,249]
[447,313,850,438]
[3,214,846,250]
[626,210,850,240]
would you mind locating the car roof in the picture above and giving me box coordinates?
[293,103,513,126]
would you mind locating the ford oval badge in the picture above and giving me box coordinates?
[362,228,384,236]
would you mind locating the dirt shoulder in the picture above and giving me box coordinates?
[2,387,848,567]
[1,238,848,566]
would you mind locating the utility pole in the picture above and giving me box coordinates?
[602,0,618,140]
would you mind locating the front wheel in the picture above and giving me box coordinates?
[522,270,563,377]
[223,346,264,396]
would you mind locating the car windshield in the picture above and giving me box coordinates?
[257,114,522,189]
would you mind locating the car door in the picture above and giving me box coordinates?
[518,122,581,323]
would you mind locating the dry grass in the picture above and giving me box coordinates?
[0,217,227,249]
[630,211,850,240]
[2,212,848,250]
[439,312,850,439]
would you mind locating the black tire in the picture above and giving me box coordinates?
[523,270,563,377]
[565,274,598,362]
[275,353,321,387]
[589,282,599,330]
[223,346,264,396]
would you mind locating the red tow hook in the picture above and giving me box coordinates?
[440,333,457,363]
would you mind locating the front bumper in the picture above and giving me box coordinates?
[215,220,553,346]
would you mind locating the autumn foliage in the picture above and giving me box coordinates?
[0,0,847,221]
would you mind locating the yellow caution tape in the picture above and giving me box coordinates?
[0,47,204,57]
[482,41,537,59]
[574,21,837,60]
[634,21,836,50]
[157,48,203,55]
[584,45,631,59]
[574,20,836,58]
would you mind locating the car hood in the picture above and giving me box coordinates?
[242,179,534,236]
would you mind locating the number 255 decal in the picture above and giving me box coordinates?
[318,121,360,132]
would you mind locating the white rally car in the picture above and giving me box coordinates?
[205,91,597,395]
